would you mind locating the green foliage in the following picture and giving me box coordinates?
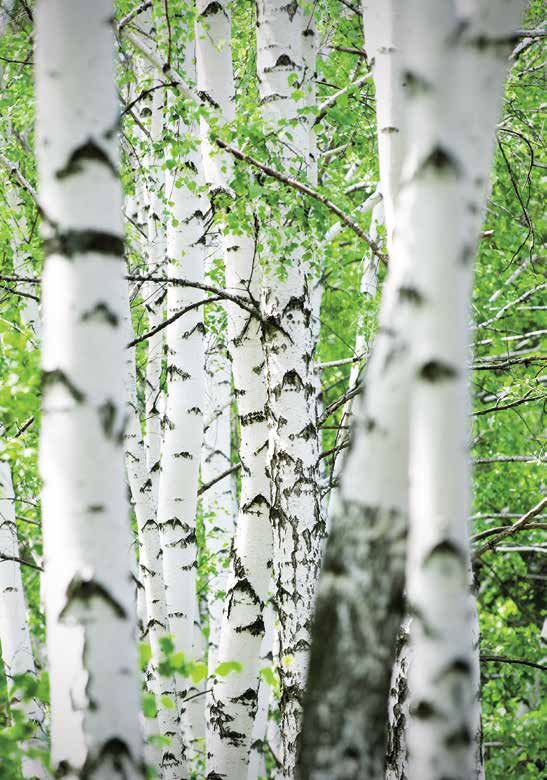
[0,2,544,778]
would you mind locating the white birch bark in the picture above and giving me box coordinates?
[0,460,48,779]
[403,3,526,778]
[195,4,273,777]
[300,4,409,778]
[247,601,275,780]
[143,86,166,508]
[256,4,324,776]
[123,285,186,779]
[35,2,144,777]
[362,0,404,242]
[206,230,272,780]
[202,325,236,677]
[157,59,207,761]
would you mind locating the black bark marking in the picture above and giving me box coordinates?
[42,369,85,403]
[240,410,267,426]
[55,139,117,180]
[283,1,298,21]
[445,725,472,748]
[399,286,425,305]
[403,69,432,95]
[419,360,459,382]
[61,576,127,620]
[417,146,462,177]
[235,615,265,636]
[98,400,116,438]
[44,230,124,259]
[423,539,466,567]
[411,699,443,719]
[81,302,119,326]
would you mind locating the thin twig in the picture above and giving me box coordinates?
[475,497,547,558]
[198,463,241,497]
[0,552,42,572]
[215,139,386,262]
[480,654,546,673]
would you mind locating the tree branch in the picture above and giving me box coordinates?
[215,139,387,262]
[474,497,547,558]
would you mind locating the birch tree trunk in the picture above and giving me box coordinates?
[256,4,324,776]
[0,460,48,779]
[403,2,526,778]
[202,325,236,677]
[157,64,207,763]
[123,286,185,779]
[35,2,144,777]
[299,4,409,777]
[195,4,273,777]
[143,86,166,509]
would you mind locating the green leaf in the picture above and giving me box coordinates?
[159,636,175,656]
[139,642,152,670]
[142,692,157,719]
[189,662,208,684]
[215,660,243,677]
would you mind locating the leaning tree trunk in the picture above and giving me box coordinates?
[0,460,48,779]
[195,4,273,777]
[256,3,325,777]
[402,2,526,779]
[35,1,144,777]
[299,2,409,776]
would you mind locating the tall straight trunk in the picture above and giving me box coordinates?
[362,0,404,242]
[403,2,525,778]
[123,285,185,779]
[0,460,48,779]
[256,3,324,777]
[247,600,275,780]
[157,60,207,761]
[206,232,271,780]
[143,86,166,509]
[202,324,236,676]
[300,4,409,779]
[35,2,144,777]
[195,4,273,777]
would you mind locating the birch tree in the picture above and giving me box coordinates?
[195,3,273,776]
[256,3,324,776]
[300,2,410,775]
[156,50,207,762]
[403,2,526,778]
[0,459,48,779]
[35,1,144,776]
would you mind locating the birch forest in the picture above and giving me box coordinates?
[0,1,545,779]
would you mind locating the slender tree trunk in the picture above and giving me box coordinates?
[0,460,48,779]
[202,325,236,677]
[403,3,525,778]
[143,86,166,510]
[35,2,144,777]
[123,284,186,779]
[157,63,207,762]
[247,600,275,780]
[195,4,273,777]
[205,230,271,780]
[299,3,409,777]
[256,4,324,777]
